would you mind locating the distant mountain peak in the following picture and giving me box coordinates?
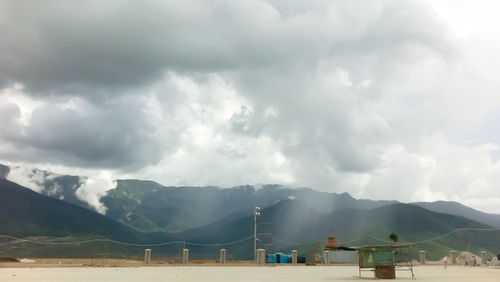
[0,163,9,179]
[338,191,355,199]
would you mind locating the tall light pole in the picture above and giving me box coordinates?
[254,206,261,263]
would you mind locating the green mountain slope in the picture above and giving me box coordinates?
[6,166,91,210]
[1,178,499,261]
[0,179,178,258]
[175,200,500,260]
[101,179,396,232]
[413,201,500,228]
[4,164,500,236]
[0,179,141,239]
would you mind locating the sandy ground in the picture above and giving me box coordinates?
[1,265,499,282]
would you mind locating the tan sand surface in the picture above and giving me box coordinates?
[1,265,499,282]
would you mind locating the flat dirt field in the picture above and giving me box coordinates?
[1,265,499,282]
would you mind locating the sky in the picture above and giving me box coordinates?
[1,0,500,213]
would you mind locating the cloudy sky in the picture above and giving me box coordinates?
[2,0,500,213]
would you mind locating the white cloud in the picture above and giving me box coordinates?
[358,135,500,213]
[0,84,44,126]
[75,173,116,214]
[6,166,46,192]
[1,0,500,214]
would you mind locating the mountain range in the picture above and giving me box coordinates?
[5,164,500,231]
[102,180,398,232]
[175,199,500,260]
[1,163,499,260]
[412,201,500,229]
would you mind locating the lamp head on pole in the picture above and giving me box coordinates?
[255,206,261,216]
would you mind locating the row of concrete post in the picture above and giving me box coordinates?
[144,248,300,265]
[419,250,488,265]
[146,248,491,265]
[145,248,455,266]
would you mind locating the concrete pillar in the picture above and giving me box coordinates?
[220,249,227,264]
[255,249,261,264]
[144,249,152,264]
[322,250,330,264]
[450,251,456,265]
[261,249,266,264]
[256,249,266,264]
[291,250,298,264]
[481,251,487,266]
[183,248,189,264]
[419,250,426,264]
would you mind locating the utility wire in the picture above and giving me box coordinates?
[337,236,363,245]
[367,234,393,243]
[270,237,323,246]
[412,227,500,244]
[1,227,499,248]
[274,227,500,247]
[0,234,253,247]
[184,236,254,247]
[270,235,363,246]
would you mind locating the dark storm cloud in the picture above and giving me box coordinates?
[0,0,482,193]
[0,96,174,170]
[225,1,451,173]
[1,0,334,96]
[0,0,452,174]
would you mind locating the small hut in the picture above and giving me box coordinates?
[323,235,357,264]
[356,244,415,280]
